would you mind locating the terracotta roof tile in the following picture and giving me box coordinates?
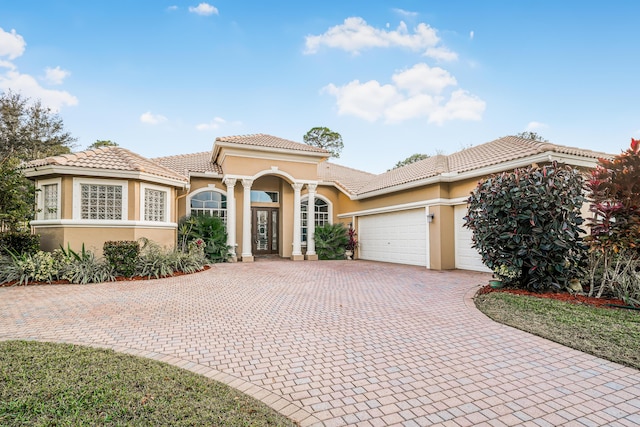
[216,133,329,154]
[27,147,187,182]
[153,151,222,177]
[318,162,376,193]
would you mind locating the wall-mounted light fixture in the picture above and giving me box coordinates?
[427,213,435,223]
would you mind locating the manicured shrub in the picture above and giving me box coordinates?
[103,241,140,277]
[135,238,206,279]
[177,215,229,263]
[315,223,349,260]
[0,232,40,256]
[56,245,116,284]
[464,162,588,292]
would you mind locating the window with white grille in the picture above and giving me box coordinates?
[43,183,59,220]
[144,188,167,221]
[189,190,227,223]
[80,184,123,220]
[301,198,330,242]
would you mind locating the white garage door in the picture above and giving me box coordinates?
[454,204,491,272]
[358,209,428,267]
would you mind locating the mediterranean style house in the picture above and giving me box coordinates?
[23,134,607,272]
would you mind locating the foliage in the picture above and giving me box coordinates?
[515,131,548,142]
[586,247,640,306]
[87,139,118,149]
[55,245,116,284]
[585,138,640,253]
[0,90,75,162]
[0,157,36,231]
[0,231,40,256]
[135,238,207,279]
[0,341,298,427]
[103,240,140,277]
[390,153,429,170]
[2,251,58,285]
[303,126,344,158]
[465,162,588,292]
[346,226,358,251]
[315,223,349,260]
[178,215,229,262]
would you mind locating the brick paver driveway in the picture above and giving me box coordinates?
[1,260,639,426]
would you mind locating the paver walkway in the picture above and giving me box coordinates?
[1,260,639,426]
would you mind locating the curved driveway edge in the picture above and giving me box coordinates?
[1,261,639,426]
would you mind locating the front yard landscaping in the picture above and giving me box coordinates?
[0,340,296,427]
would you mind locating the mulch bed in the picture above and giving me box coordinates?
[0,265,211,288]
[477,284,634,309]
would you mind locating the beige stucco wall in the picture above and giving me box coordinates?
[222,155,320,181]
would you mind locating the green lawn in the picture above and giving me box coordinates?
[475,292,640,370]
[0,341,297,427]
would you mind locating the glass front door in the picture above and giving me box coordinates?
[252,207,279,255]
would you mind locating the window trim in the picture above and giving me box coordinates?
[301,194,332,243]
[72,178,128,222]
[186,187,228,222]
[140,182,171,223]
[36,178,62,221]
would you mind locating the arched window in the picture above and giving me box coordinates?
[301,197,330,242]
[189,190,227,223]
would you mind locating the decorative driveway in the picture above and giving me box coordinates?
[1,260,639,426]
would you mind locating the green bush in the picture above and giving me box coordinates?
[178,215,229,263]
[315,223,349,260]
[103,241,140,277]
[1,251,57,285]
[0,232,40,256]
[586,249,640,305]
[135,238,207,279]
[464,162,588,292]
[55,245,116,284]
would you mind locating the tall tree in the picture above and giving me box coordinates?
[0,91,76,230]
[88,140,118,150]
[0,91,75,162]
[515,131,548,142]
[303,127,343,158]
[390,153,429,170]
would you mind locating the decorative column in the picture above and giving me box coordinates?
[241,178,253,262]
[305,183,318,260]
[224,178,237,262]
[291,182,304,261]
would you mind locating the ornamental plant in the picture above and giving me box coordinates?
[464,162,588,292]
[315,223,349,260]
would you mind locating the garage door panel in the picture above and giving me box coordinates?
[358,209,427,267]
[454,205,491,272]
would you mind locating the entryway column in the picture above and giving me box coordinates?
[291,182,304,261]
[305,183,318,260]
[224,178,237,262]
[241,178,254,262]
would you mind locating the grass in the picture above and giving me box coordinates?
[474,292,640,370]
[0,340,297,427]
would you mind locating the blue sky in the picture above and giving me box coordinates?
[1,1,639,173]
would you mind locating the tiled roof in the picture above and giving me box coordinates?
[26,147,187,183]
[318,162,377,194]
[354,136,611,196]
[216,133,329,154]
[153,151,222,177]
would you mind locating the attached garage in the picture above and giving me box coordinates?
[454,204,491,272]
[357,208,428,267]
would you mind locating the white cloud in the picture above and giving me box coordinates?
[188,2,218,16]
[140,111,167,125]
[392,63,456,95]
[0,60,16,70]
[470,30,475,40]
[196,116,226,131]
[526,121,549,131]
[393,8,418,18]
[323,80,401,122]
[323,62,485,125]
[428,90,486,125]
[167,5,178,11]
[0,27,26,60]
[0,70,78,111]
[44,66,70,85]
[304,17,457,60]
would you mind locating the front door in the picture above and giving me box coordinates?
[252,207,279,255]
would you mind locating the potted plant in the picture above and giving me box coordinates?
[345,226,358,260]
